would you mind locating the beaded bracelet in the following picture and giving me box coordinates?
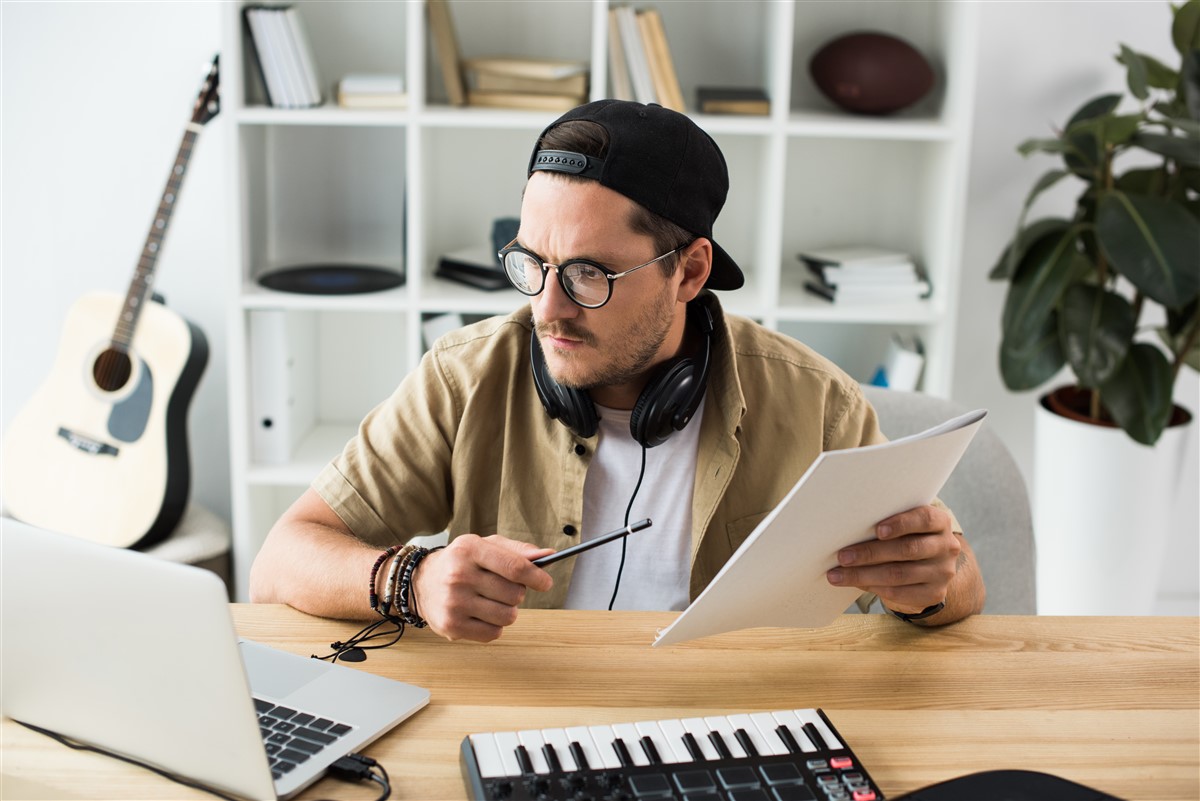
[367,545,401,614]
[400,545,445,628]
[380,544,417,618]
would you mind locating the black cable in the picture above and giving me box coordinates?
[311,615,406,663]
[608,444,649,610]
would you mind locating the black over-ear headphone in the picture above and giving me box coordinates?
[531,300,714,448]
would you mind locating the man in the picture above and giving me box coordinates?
[250,100,985,641]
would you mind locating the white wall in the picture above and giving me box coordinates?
[3,1,1196,611]
[955,0,1199,614]
[1,2,229,520]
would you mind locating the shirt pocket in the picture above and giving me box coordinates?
[724,511,771,553]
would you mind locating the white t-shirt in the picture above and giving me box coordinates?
[563,398,705,611]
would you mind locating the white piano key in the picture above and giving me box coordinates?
[681,717,721,760]
[468,733,507,779]
[749,712,791,756]
[703,715,748,759]
[727,713,771,757]
[565,725,602,771]
[493,731,524,776]
[656,718,696,763]
[795,708,843,750]
[587,724,624,770]
[635,720,682,764]
[771,710,817,753]
[540,728,577,772]
[611,722,650,766]
[517,729,551,774]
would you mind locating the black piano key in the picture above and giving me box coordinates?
[612,737,634,767]
[775,724,804,754]
[683,731,707,761]
[734,728,759,757]
[514,744,534,775]
[569,740,590,771]
[541,742,562,773]
[802,722,828,751]
[639,735,662,765]
[708,730,734,760]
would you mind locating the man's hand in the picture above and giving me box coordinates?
[826,504,963,616]
[412,534,554,642]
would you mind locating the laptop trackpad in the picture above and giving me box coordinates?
[240,640,328,700]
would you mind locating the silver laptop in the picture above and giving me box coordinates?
[1,518,430,800]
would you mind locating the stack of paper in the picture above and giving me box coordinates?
[244,5,323,108]
[800,246,931,304]
[653,408,987,647]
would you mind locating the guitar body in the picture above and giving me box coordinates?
[2,292,209,548]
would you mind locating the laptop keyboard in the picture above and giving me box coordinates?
[254,697,355,780]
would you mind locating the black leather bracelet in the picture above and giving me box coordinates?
[888,601,945,623]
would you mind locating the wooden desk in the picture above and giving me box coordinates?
[3,606,1197,800]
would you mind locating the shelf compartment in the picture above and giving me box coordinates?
[238,125,406,286]
[776,320,932,388]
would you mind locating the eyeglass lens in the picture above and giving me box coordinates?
[502,251,611,307]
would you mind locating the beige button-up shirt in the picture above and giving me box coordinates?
[314,295,958,609]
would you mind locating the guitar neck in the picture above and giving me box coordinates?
[111,123,204,351]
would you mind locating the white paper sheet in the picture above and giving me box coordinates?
[653,408,987,647]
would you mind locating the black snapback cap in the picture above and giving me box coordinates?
[527,100,744,291]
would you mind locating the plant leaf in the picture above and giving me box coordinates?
[1064,131,1101,177]
[1102,114,1145,146]
[1116,166,1168,195]
[1000,311,1066,391]
[1001,227,1085,346]
[1118,44,1150,100]
[1018,137,1072,156]
[1163,298,1200,371]
[1184,49,1200,120]
[1059,284,1137,386]
[1159,325,1200,370]
[1174,1,1200,57]
[1098,343,1175,445]
[1067,93,1122,127]
[1141,51,1181,89]
[1153,115,1200,137]
[1097,190,1200,306]
[1133,131,1200,166]
[989,217,1071,280]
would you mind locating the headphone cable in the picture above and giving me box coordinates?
[607,444,649,611]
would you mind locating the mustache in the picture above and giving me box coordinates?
[534,320,596,346]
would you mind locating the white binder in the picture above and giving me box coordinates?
[249,310,317,464]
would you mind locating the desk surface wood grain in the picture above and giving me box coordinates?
[3,606,1197,800]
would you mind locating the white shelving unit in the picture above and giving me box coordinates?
[223,0,978,600]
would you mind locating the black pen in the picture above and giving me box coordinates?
[532,519,653,567]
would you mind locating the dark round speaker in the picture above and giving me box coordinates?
[809,31,935,116]
[256,264,405,295]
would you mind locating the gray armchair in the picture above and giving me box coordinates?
[861,385,1036,614]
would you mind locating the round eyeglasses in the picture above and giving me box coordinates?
[497,238,681,309]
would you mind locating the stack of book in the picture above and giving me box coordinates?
[434,248,511,291]
[608,5,685,112]
[337,74,406,109]
[799,246,932,304]
[463,58,589,112]
[244,5,323,108]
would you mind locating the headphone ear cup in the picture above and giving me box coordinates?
[530,332,598,439]
[629,359,695,448]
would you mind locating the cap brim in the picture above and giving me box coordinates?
[705,239,744,291]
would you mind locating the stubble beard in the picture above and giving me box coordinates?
[535,282,677,392]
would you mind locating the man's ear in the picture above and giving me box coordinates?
[676,238,713,303]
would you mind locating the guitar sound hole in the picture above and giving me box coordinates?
[93,348,132,392]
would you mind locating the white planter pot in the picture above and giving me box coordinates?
[1034,394,1195,615]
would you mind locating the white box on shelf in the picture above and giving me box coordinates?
[248,310,317,465]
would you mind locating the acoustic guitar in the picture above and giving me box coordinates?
[2,56,220,549]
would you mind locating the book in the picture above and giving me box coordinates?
[615,5,656,104]
[607,8,634,101]
[243,5,322,108]
[244,7,291,107]
[427,0,466,106]
[637,9,685,112]
[696,87,770,116]
[283,6,323,105]
[466,90,584,112]
[653,408,987,646]
[338,73,407,109]
[435,248,512,291]
[462,56,587,81]
[798,245,915,269]
[472,70,588,97]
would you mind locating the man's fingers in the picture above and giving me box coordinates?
[828,556,955,590]
[877,505,948,539]
[474,538,554,592]
[838,532,944,567]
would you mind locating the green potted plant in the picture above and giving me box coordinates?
[991,0,1199,614]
